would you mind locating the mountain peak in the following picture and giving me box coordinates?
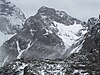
[35,6,81,25]
[38,6,56,15]
[39,6,48,10]
[38,6,67,16]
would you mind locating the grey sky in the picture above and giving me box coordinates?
[10,0,100,21]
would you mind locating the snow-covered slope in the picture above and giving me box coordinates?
[43,20,87,57]
[49,21,88,58]
[53,21,85,47]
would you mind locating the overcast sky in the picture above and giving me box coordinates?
[10,0,100,21]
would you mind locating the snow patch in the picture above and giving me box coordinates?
[0,31,15,47]
[16,63,28,75]
[17,40,34,59]
[52,21,83,47]
[71,40,85,53]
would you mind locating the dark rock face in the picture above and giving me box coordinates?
[34,6,81,25]
[0,0,26,34]
[0,16,65,66]
[86,17,100,30]
[20,16,65,59]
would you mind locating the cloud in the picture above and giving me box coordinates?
[10,0,100,21]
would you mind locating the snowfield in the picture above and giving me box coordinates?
[50,21,87,54]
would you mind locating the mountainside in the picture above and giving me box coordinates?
[0,0,26,34]
[0,1,99,74]
[0,6,87,67]
[86,17,100,30]
[65,22,100,75]
[0,17,100,75]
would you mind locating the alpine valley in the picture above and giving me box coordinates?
[0,0,100,75]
